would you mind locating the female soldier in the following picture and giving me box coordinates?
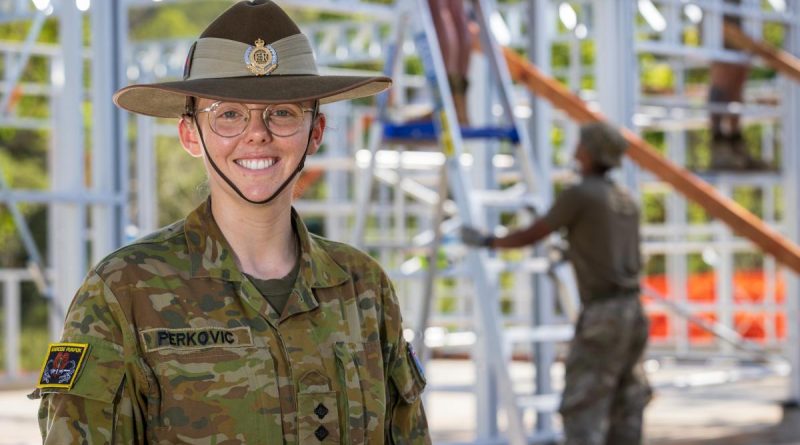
[31,1,430,444]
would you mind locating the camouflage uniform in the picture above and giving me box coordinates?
[541,176,652,445]
[31,200,430,444]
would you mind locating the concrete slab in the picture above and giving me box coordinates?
[0,389,39,445]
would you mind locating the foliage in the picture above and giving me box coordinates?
[640,55,674,93]
[642,192,665,224]
[0,128,48,268]
[155,134,207,226]
[0,17,58,43]
[129,1,228,41]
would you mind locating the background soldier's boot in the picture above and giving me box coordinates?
[728,133,771,170]
[448,74,470,126]
[710,133,747,171]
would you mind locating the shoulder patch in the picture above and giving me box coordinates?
[37,343,89,389]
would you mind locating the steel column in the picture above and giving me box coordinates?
[527,0,557,436]
[91,0,127,257]
[3,276,20,378]
[782,3,800,403]
[593,0,640,192]
[49,0,86,338]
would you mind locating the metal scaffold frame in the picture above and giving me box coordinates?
[550,0,799,402]
[1,0,800,438]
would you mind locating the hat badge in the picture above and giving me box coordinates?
[245,38,278,76]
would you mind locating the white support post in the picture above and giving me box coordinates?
[90,0,118,259]
[715,181,735,356]
[470,3,500,439]
[136,114,157,234]
[527,0,557,436]
[782,4,800,405]
[323,101,349,242]
[704,0,724,53]
[90,0,128,257]
[593,0,639,192]
[527,0,553,210]
[666,130,689,355]
[116,3,132,244]
[49,0,87,338]
[3,276,20,378]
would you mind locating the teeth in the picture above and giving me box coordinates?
[237,158,275,170]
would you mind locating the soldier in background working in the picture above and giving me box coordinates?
[29,1,430,443]
[708,0,767,170]
[462,122,652,445]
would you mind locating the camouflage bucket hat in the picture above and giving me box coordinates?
[579,122,629,168]
[113,0,392,118]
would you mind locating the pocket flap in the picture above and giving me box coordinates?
[389,342,426,404]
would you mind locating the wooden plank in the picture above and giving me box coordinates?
[723,21,800,84]
[502,47,800,275]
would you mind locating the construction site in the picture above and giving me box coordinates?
[2,0,800,444]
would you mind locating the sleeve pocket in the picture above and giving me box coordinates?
[39,339,125,403]
[32,339,127,445]
[390,343,426,403]
[388,343,430,444]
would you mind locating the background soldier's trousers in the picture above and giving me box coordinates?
[559,295,652,445]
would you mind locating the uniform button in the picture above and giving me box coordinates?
[314,403,329,419]
[314,426,329,441]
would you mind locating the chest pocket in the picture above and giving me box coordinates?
[298,341,368,444]
[146,345,278,444]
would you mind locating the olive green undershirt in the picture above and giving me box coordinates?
[243,235,301,315]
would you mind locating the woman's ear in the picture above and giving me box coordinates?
[178,116,203,158]
[307,112,326,156]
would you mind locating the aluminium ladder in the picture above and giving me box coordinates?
[351,1,576,442]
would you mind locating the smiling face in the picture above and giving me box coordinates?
[179,98,325,207]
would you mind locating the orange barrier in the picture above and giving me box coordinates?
[644,271,787,343]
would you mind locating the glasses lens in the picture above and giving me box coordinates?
[265,104,306,136]
[210,103,249,137]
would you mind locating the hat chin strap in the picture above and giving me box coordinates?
[193,107,317,206]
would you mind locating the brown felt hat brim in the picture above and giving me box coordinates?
[113,74,391,118]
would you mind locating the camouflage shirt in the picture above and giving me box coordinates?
[31,200,430,444]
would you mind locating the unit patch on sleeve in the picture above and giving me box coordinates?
[36,343,89,390]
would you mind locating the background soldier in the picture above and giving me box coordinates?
[462,122,652,445]
[30,1,430,443]
[708,0,767,170]
[428,0,472,125]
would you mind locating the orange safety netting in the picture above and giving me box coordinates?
[642,270,786,343]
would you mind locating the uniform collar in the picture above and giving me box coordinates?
[184,198,349,290]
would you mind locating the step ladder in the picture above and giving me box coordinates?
[350,1,578,442]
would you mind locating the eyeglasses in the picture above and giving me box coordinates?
[194,101,315,138]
